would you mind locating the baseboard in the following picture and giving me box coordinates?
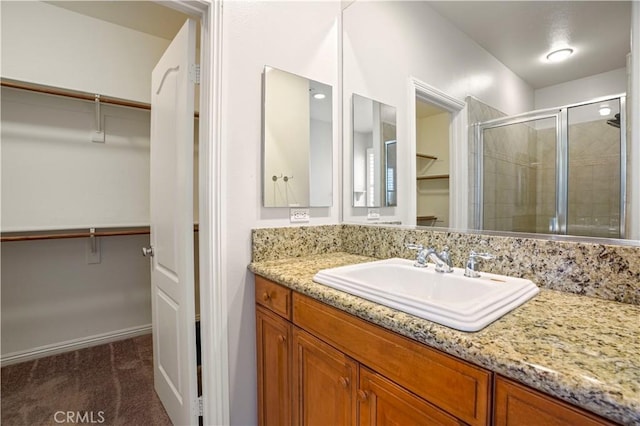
[0,324,152,367]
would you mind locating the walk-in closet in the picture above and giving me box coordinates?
[1,2,202,424]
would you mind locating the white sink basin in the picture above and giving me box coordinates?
[313,258,539,332]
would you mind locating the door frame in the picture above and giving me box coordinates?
[408,77,467,228]
[158,1,228,424]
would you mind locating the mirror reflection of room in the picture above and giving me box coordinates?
[415,98,451,227]
[262,66,333,208]
[342,0,637,240]
[352,93,397,208]
[475,95,625,239]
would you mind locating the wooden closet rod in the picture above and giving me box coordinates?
[1,79,151,111]
[1,225,199,242]
[1,227,150,242]
[1,79,200,117]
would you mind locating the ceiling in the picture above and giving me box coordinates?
[428,1,632,90]
[44,1,189,41]
[48,1,632,91]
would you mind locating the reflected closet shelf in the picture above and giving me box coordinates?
[416,153,438,160]
[417,174,449,180]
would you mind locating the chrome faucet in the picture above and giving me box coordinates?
[465,251,495,278]
[406,244,453,272]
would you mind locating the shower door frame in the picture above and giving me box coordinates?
[474,94,626,238]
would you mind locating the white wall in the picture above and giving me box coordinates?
[353,131,371,206]
[309,119,333,206]
[0,1,170,104]
[1,235,151,358]
[1,87,151,231]
[342,1,534,225]
[221,1,341,424]
[534,68,627,109]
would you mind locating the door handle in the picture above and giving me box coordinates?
[142,246,154,257]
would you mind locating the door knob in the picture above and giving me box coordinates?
[142,246,154,257]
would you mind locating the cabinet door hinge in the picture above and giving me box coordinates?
[189,64,201,84]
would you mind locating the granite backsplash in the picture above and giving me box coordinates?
[252,224,640,305]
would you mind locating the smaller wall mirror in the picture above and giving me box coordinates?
[352,94,397,207]
[263,66,333,207]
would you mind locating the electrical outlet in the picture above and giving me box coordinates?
[367,208,380,220]
[290,208,310,223]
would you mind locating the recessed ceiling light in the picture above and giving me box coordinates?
[546,48,574,63]
[599,105,611,116]
[313,93,326,100]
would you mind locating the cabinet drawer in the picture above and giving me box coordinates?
[293,293,491,426]
[494,376,616,426]
[256,276,291,319]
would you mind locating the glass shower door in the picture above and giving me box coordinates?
[478,114,561,235]
[567,99,624,238]
[476,95,626,238]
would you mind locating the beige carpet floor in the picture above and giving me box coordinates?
[1,334,172,425]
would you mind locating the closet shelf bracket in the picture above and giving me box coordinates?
[89,228,97,253]
[92,95,105,143]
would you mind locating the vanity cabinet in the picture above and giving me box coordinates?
[494,376,615,426]
[255,276,615,426]
[256,275,489,425]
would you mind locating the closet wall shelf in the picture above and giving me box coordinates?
[1,79,200,118]
[417,174,450,180]
[1,225,200,242]
[416,153,438,160]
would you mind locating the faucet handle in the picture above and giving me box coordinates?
[405,243,428,267]
[465,251,495,278]
[438,246,453,266]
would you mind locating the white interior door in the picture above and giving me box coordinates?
[149,18,198,425]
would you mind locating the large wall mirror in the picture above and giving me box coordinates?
[263,66,333,207]
[352,94,397,207]
[342,1,638,241]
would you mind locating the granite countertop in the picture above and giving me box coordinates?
[249,252,640,425]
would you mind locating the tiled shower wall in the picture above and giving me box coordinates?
[537,121,621,238]
[482,122,538,233]
[567,121,621,238]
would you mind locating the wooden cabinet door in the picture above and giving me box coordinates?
[294,292,491,426]
[358,367,462,426]
[293,327,358,426]
[494,376,615,426]
[256,306,292,426]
